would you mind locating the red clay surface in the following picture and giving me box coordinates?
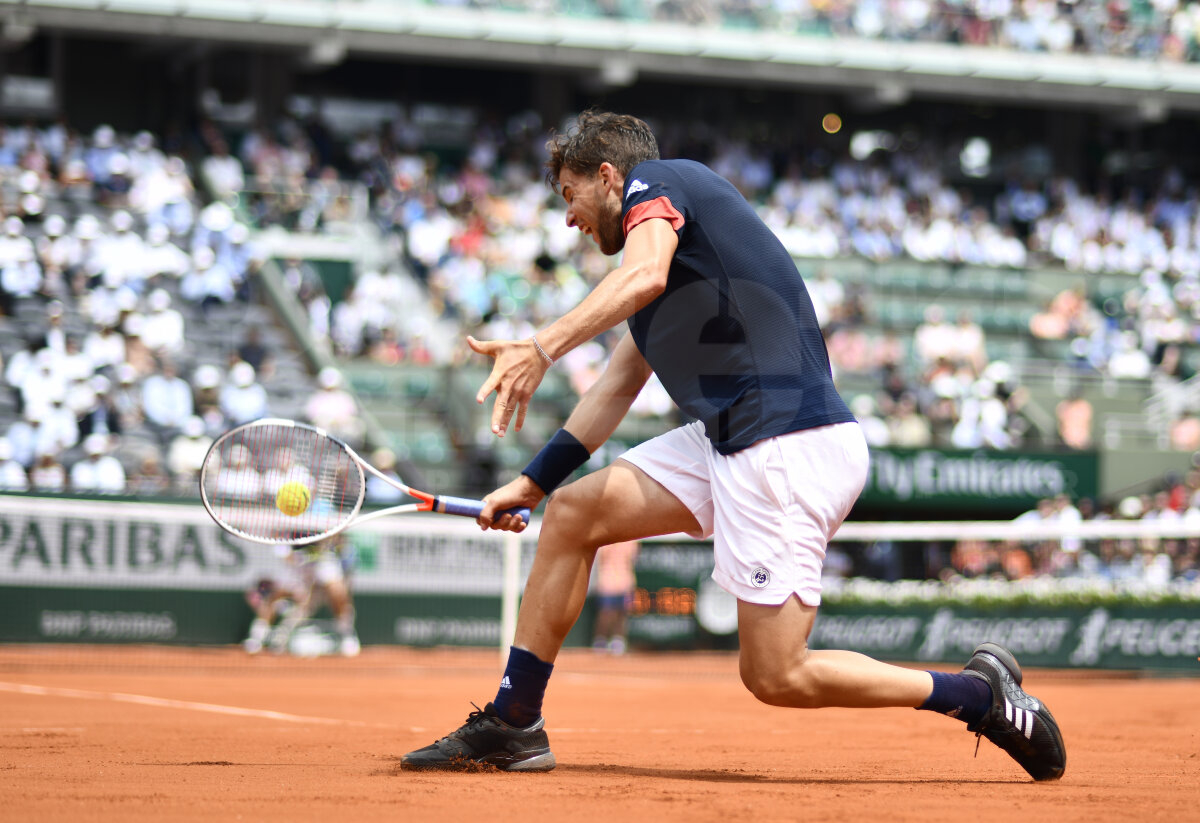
[1,646,1196,823]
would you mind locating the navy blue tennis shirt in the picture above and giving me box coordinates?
[622,158,855,454]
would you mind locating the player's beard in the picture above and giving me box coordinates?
[593,203,626,256]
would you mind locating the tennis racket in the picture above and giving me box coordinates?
[199,418,530,546]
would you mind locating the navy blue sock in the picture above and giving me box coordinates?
[492,646,554,728]
[918,671,993,725]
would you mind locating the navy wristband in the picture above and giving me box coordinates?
[521,428,590,495]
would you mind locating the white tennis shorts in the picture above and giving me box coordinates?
[620,420,868,607]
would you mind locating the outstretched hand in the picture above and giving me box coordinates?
[467,335,551,437]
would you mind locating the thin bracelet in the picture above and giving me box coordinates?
[532,335,554,366]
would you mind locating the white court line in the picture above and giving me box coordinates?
[0,681,714,736]
[0,681,388,728]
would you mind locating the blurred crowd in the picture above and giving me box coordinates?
[825,477,1200,585]
[429,0,1200,63]
[429,0,1200,62]
[959,481,1200,584]
[288,107,1200,453]
[0,119,319,495]
[1,95,1200,500]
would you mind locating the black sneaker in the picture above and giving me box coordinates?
[400,703,556,772]
[962,642,1066,782]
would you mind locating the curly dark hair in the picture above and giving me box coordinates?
[544,110,660,192]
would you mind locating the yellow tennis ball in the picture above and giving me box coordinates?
[276,481,311,517]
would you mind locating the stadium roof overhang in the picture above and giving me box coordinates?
[5,0,1200,114]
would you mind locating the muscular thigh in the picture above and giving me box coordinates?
[547,458,702,547]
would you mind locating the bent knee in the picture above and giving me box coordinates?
[740,660,823,709]
[542,483,612,547]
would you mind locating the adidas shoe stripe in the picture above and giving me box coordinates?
[1005,699,1035,739]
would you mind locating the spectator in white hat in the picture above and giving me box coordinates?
[36,214,81,275]
[0,218,41,311]
[305,367,361,442]
[167,415,213,490]
[140,288,185,354]
[180,246,237,310]
[142,223,189,280]
[94,209,148,291]
[69,433,126,494]
[127,130,165,180]
[0,215,34,268]
[85,124,118,184]
[219,361,268,425]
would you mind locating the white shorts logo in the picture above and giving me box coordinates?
[751,567,771,588]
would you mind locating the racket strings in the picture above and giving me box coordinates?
[202,422,365,544]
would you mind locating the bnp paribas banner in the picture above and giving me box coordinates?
[860,448,1099,510]
[0,495,538,647]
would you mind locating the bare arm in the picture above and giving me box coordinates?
[469,217,677,436]
[535,218,677,366]
[477,332,653,529]
[561,332,653,452]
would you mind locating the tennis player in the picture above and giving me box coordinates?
[401,111,1066,780]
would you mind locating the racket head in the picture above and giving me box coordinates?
[199,418,367,546]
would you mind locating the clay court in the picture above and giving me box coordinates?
[1,646,1196,823]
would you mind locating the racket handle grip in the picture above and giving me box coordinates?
[435,495,532,524]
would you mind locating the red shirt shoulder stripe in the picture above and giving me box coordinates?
[623,196,685,236]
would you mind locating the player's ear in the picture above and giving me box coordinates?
[598,162,623,194]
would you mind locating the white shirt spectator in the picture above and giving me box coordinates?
[131,156,194,235]
[42,401,80,454]
[213,445,263,501]
[20,352,67,419]
[70,435,126,493]
[260,463,316,497]
[219,362,269,424]
[180,247,237,304]
[4,343,40,394]
[305,368,361,441]
[1107,332,1152,378]
[0,440,28,490]
[201,148,245,200]
[140,289,186,353]
[142,224,190,278]
[83,326,127,372]
[0,216,35,267]
[57,338,95,385]
[93,211,150,290]
[166,417,213,482]
[1,247,41,298]
[914,305,958,365]
[142,365,194,429]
